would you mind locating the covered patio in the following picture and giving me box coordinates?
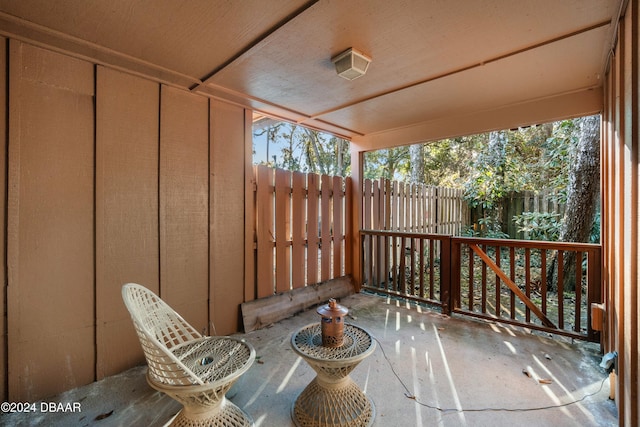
[0,1,637,426]
[4,292,617,426]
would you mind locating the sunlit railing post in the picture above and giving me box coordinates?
[441,236,453,315]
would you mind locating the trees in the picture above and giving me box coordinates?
[546,115,600,290]
[253,122,350,176]
[253,116,601,256]
[363,147,409,180]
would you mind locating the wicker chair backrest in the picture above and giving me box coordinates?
[122,283,205,385]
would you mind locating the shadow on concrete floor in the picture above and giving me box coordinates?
[1,292,618,427]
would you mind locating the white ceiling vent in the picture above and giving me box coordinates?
[331,48,372,80]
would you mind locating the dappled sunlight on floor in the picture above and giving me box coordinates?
[2,292,617,427]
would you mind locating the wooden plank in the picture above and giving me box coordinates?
[525,248,532,322]
[366,179,374,284]
[241,276,354,332]
[333,176,344,278]
[383,178,391,230]
[510,247,516,319]
[320,175,331,281]
[344,176,353,276]
[159,86,209,333]
[362,179,371,285]
[557,250,564,329]
[210,100,247,335]
[291,172,306,289]
[392,181,399,230]
[495,246,501,317]
[255,165,274,298]
[371,179,379,229]
[244,110,255,303]
[383,179,391,288]
[468,245,474,311]
[412,184,419,232]
[398,182,405,231]
[307,174,319,285]
[0,36,6,403]
[363,179,372,229]
[95,66,160,380]
[373,180,384,285]
[7,42,95,400]
[275,168,291,293]
[469,244,557,328]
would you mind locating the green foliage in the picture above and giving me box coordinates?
[363,147,409,180]
[256,116,600,243]
[462,216,509,239]
[513,211,562,241]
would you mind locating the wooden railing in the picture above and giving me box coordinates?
[361,230,602,342]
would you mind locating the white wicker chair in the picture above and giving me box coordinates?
[122,283,256,427]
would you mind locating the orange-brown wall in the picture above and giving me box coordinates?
[0,40,250,401]
[602,1,639,425]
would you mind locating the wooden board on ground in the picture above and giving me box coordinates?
[241,276,354,332]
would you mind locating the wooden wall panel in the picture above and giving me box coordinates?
[95,67,159,379]
[159,86,209,333]
[210,100,246,335]
[7,42,95,400]
[0,36,6,403]
[602,2,640,423]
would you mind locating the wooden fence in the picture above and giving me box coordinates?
[363,178,470,235]
[252,170,469,299]
[253,165,352,298]
[472,189,566,239]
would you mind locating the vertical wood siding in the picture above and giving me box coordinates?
[7,42,95,399]
[1,42,249,401]
[95,66,160,379]
[0,37,7,403]
[159,86,209,333]
[602,2,639,424]
[210,100,247,335]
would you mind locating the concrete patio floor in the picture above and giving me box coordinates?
[2,292,618,427]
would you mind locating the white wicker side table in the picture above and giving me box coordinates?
[290,323,376,427]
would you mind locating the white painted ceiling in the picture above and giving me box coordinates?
[0,0,622,146]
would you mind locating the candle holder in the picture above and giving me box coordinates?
[317,298,348,347]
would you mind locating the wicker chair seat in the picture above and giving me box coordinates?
[122,283,255,427]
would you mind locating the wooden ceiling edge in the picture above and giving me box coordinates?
[310,19,612,121]
[192,0,320,91]
[351,87,604,152]
[0,12,202,88]
[195,83,361,139]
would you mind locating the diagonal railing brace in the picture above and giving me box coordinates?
[468,244,557,329]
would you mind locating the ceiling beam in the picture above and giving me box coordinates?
[190,0,320,92]
[352,87,603,152]
[0,11,202,89]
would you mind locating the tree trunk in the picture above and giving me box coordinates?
[410,143,425,183]
[547,115,600,291]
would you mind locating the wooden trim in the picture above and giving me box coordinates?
[241,276,354,332]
